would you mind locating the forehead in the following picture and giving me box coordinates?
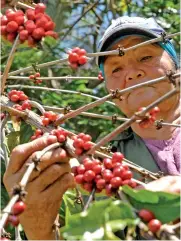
[109,36,148,50]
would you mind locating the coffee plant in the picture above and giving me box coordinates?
[0,1,180,240]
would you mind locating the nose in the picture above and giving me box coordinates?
[125,69,145,83]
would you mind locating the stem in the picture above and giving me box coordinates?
[83,187,96,211]
[16,1,34,9]
[87,32,180,57]
[87,88,178,154]
[29,100,45,114]
[61,1,99,41]
[6,85,115,106]
[0,195,19,230]
[6,58,68,77]
[7,76,99,81]
[1,97,160,180]
[53,72,180,125]
[54,94,112,125]
[1,35,20,94]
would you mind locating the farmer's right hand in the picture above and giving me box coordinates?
[3,135,75,240]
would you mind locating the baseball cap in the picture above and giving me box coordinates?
[97,16,178,67]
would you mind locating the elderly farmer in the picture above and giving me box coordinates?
[3,17,180,240]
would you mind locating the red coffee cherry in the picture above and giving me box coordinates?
[8,215,19,226]
[83,170,95,182]
[148,219,162,233]
[78,55,87,65]
[68,52,79,62]
[35,3,46,14]
[112,152,124,164]
[83,141,93,150]
[83,183,93,192]
[121,170,133,180]
[6,21,18,33]
[77,165,86,174]
[12,201,26,215]
[22,100,31,110]
[110,177,122,188]
[96,179,106,190]
[75,174,84,184]
[103,158,113,169]
[44,21,55,31]
[10,94,19,102]
[138,209,155,222]
[26,9,36,20]
[32,27,45,40]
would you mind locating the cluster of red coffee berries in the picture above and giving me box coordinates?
[6,201,26,227]
[68,47,87,69]
[1,3,57,46]
[29,72,42,84]
[31,129,43,140]
[8,89,31,111]
[50,128,69,143]
[72,133,93,155]
[138,209,162,233]
[138,106,160,128]
[98,71,104,81]
[72,152,137,196]
[41,111,58,126]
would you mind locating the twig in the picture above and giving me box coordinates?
[16,1,34,9]
[61,1,99,41]
[54,72,180,125]
[7,76,99,81]
[87,88,178,155]
[88,32,180,58]
[0,96,160,180]
[29,100,45,114]
[83,187,96,211]
[1,128,10,168]
[15,226,22,241]
[6,85,115,106]
[5,58,68,77]
[1,35,20,94]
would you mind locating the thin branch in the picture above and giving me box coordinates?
[87,32,181,57]
[87,88,178,155]
[1,128,10,168]
[7,76,99,81]
[61,1,100,41]
[1,35,20,94]
[83,187,96,211]
[5,58,68,77]
[54,72,180,125]
[6,85,115,106]
[29,100,45,114]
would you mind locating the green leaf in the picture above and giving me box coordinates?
[122,185,180,223]
[60,199,112,240]
[60,199,138,240]
[20,122,34,144]
[6,131,20,153]
[105,200,135,221]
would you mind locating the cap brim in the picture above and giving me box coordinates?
[97,26,160,66]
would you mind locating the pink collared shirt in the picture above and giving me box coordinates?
[143,128,180,175]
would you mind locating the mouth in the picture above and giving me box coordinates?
[125,86,159,111]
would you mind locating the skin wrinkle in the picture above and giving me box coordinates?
[104,36,180,139]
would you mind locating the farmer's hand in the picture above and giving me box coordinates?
[143,175,181,194]
[3,135,75,240]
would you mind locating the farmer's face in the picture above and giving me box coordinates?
[104,36,178,138]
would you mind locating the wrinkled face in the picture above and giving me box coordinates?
[104,36,178,138]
